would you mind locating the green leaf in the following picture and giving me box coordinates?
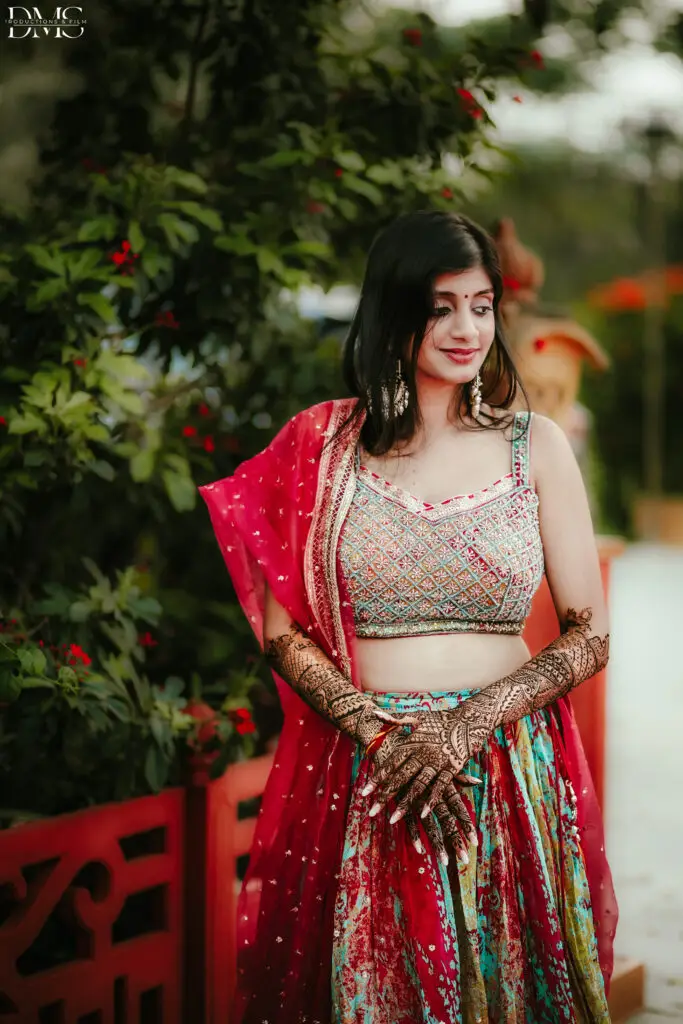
[334,150,366,173]
[89,459,115,481]
[144,743,169,791]
[172,219,199,245]
[33,278,68,304]
[0,673,22,703]
[214,234,257,255]
[259,148,310,168]
[8,411,46,435]
[130,448,155,482]
[16,647,47,676]
[25,245,65,274]
[69,601,92,622]
[128,219,145,252]
[20,676,56,690]
[77,216,117,242]
[78,292,118,323]
[165,202,223,231]
[342,174,383,205]
[282,240,331,258]
[168,168,208,194]
[162,470,197,512]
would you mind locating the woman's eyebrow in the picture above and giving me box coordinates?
[434,288,494,299]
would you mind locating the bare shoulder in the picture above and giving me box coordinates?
[529,412,582,494]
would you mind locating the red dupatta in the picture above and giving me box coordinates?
[199,396,616,1023]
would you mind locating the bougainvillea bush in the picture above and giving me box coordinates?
[0,0,552,819]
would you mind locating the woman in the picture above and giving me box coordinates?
[200,210,618,1023]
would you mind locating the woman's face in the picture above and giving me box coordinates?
[415,267,496,386]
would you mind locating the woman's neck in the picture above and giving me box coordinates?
[412,381,470,446]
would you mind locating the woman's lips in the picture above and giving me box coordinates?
[441,348,478,364]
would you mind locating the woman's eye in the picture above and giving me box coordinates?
[431,306,451,317]
[473,305,493,317]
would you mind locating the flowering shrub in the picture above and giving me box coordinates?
[0,0,553,820]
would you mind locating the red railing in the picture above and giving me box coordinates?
[0,788,185,1023]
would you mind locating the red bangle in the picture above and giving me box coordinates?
[365,723,398,758]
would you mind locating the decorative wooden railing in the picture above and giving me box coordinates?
[0,789,185,1023]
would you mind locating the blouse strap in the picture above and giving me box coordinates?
[511,410,532,487]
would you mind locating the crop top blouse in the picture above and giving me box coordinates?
[338,411,545,638]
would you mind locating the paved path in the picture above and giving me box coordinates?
[605,544,683,1021]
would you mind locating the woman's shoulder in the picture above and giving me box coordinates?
[526,412,578,491]
[288,396,359,435]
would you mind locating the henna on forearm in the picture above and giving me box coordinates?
[444,606,609,765]
[264,623,406,747]
[368,607,608,819]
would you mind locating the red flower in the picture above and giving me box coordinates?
[81,157,107,174]
[513,95,523,104]
[0,416,6,427]
[334,168,343,178]
[229,707,256,736]
[203,435,215,453]
[520,49,545,71]
[533,337,547,352]
[73,357,87,368]
[109,240,140,273]
[306,200,326,214]
[67,643,92,667]
[138,632,158,647]
[182,425,198,438]
[402,27,422,47]
[503,276,521,292]
[197,403,211,418]
[155,310,180,329]
[456,88,483,120]
[441,187,453,199]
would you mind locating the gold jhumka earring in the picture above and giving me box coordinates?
[369,359,410,417]
[470,371,482,419]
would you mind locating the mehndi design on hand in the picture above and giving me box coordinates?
[264,623,416,747]
[367,607,609,818]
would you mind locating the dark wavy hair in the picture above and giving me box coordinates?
[327,209,529,455]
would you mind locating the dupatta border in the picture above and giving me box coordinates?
[304,398,362,680]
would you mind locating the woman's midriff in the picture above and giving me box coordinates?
[357,631,531,693]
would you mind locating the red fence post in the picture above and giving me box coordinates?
[185,754,273,1024]
[523,535,625,811]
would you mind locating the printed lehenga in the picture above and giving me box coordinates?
[200,397,617,1024]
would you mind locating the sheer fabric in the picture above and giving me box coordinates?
[199,397,617,1023]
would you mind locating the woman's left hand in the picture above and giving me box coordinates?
[362,705,489,822]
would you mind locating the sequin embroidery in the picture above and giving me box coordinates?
[338,411,545,638]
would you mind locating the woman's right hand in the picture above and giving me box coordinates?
[403,779,478,867]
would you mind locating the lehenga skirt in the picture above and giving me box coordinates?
[331,690,611,1024]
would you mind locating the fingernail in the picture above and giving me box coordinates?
[369,802,381,817]
[361,783,375,797]
[459,850,469,866]
[468,776,482,786]
[439,851,449,866]
[470,832,478,847]
[420,805,430,819]
[414,840,424,855]
[389,810,402,825]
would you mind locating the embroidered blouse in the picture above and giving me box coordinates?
[338,411,545,638]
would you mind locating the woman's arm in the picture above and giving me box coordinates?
[263,583,411,747]
[263,584,478,863]
[367,414,610,815]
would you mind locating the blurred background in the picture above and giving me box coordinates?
[0,0,682,1021]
